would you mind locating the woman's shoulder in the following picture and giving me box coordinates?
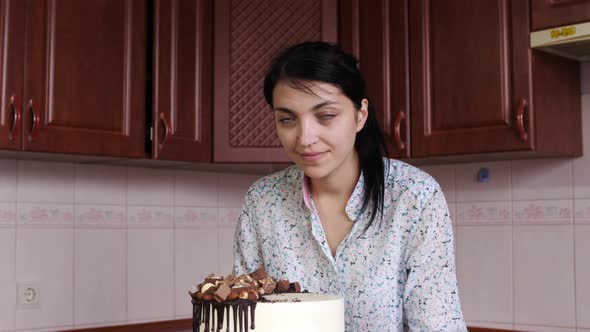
[244,165,302,202]
[383,158,441,198]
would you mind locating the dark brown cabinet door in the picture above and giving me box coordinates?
[213,0,338,162]
[532,0,590,31]
[409,0,533,157]
[340,0,410,159]
[22,0,146,157]
[0,0,25,150]
[153,0,212,162]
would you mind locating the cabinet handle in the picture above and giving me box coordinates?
[516,98,528,142]
[8,95,22,142]
[28,99,40,142]
[394,111,406,151]
[159,112,170,149]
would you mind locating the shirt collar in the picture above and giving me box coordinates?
[300,170,366,222]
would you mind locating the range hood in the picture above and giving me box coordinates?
[531,22,590,61]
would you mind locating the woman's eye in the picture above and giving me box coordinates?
[319,114,335,120]
[278,117,294,124]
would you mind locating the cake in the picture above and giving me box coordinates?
[189,269,344,332]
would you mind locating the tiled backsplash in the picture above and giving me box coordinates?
[0,162,259,331]
[1,66,589,332]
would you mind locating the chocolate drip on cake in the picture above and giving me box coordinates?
[191,299,256,332]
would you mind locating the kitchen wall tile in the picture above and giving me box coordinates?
[74,229,126,326]
[218,228,236,275]
[578,328,590,332]
[174,228,218,317]
[419,164,455,202]
[76,205,126,229]
[455,162,511,202]
[0,202,16,228]
[218,174,261,208]
[513,324,575,332]
[17,161,74,203]
[512,159,573,200]
[174,207,217,229]
[127,167,173,206]
[575,199,590,224]
[15,228,74,330]
[174,171,218,207]
[75,165,126,205]
[448,202,456,225]
[218,208,241,229]
[455,201,511,225]
[0,159,16,202]
[127,229,174,322]
[576,225,590,329]
[513,225,575,328]
[456,226,512,324]
[0,228,15,332]
[575,94,590,197]
[127,206,173,229]
[17,203,74,228]
[513,200,573,225]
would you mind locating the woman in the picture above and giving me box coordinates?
[233,42,467,331]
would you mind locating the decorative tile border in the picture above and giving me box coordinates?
[76,205,126,229]
[127,206,173,228]
[513,200,573,225]
[218,208,241,228]
[0,202,16,227]
[456,202,511,225]
[18,203,74,227]
[174,207,217,228]
[575,199,590,224]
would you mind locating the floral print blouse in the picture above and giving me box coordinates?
[233,159,467,331]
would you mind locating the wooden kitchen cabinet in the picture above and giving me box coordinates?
[532,0,590,31]
[1,0,147,157]
[213,0,338,162]
[340,0,410,159]
[0,0,25,151]
[152,0,212,162]
[344,0,582,159]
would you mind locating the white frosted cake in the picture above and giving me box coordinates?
[193,293,344,332]
[189,269,344,332]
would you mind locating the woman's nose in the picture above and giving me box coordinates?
[297,120,319,147]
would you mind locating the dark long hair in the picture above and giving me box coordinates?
[263,41,388,233]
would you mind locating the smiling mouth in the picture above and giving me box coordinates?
[299,152,326,162]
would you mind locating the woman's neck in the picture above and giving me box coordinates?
[310,152,360,202]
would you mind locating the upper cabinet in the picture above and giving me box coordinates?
[344,0,582,159]
[152,0,212,162]
[213,0,338,162]
[0,0,25,151]
[22,0,146,157]
[340,0,410,159]
[532,0,590,31]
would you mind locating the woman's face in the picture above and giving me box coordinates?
[272,81,368,180]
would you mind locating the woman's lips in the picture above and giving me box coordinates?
[299,152,326,162]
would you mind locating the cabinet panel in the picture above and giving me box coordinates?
[213,0,338,162]
[410,0,533,157]
[340,0,410,158]
[532,0,590,31]
[0,0,24,150]
[153,0,212,162]
[22,0,146,157]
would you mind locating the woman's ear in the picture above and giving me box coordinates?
[356,98,369,132]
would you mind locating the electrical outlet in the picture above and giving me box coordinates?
[18,283,40,307]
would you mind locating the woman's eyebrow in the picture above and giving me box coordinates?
[274,101,339,114]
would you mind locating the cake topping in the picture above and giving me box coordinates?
[189,267,304,332]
